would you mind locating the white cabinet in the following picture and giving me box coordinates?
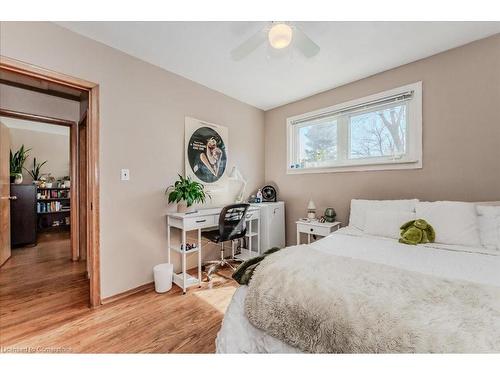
[296,220,341,244]
[251,202,285,251]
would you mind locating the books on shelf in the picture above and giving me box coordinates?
[37,188,70,199]
[37,201,69,213]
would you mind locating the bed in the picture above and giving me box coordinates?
[216,200,500,353]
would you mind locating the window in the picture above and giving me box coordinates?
[349,102,407,160]
[297,118,337,168]
[287,82,422,173]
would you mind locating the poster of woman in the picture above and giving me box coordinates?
[185,117,228,186]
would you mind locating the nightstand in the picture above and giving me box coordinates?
[296,220,341,245]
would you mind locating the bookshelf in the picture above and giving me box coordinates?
[37,187,71,232]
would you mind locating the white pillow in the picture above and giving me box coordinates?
[416,201,481,247]
[364,209,416,239]
[476,205,500,250]
[349,199,418,231]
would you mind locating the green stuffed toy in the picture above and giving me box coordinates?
[399,219,435,245]
[232,247,281,285]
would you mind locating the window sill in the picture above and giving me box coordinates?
[286,159,422,174]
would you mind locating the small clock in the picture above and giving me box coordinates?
[261,185,277,202]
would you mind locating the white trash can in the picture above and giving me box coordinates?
[153,263,173,293]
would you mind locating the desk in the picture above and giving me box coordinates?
[167,206,261,293]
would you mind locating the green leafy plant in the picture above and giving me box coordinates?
[10,145,31,176]
[26,157,47,181]
[46,173,56,183]
[166,174,210,207]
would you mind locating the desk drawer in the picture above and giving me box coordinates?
[297,223,331,237]
[184,215,216,229]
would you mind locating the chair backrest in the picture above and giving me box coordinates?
[218,203,250,242]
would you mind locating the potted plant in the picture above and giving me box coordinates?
[62,176,71,188]
[166,174,210,213]
[10,145,31,184]
[38,175,47,188]
[26,157,47,185]
[45,173,56,188]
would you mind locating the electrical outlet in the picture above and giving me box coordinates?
[120,169,130,181]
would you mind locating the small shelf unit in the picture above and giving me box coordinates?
[37,186,71,232]
[38,209,71,215]
[169,244,200,255]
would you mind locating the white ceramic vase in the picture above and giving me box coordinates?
[177,201,188,213]
[14,174,23,184]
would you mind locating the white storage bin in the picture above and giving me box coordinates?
[153,263,173,293]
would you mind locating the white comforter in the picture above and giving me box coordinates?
[216,227,500,353]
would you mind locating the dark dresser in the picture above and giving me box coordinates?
[10,184,37,247]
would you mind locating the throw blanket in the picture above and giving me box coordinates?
[245,245,500,353]
[232,247,281,285]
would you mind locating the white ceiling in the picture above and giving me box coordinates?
[57,22,500,110]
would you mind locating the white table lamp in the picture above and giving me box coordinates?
[307,199,317,219]
[229,166,247,203]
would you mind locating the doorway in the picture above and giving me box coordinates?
[0,56,100,310]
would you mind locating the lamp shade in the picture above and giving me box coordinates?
[268,23,293,49]
[229,166,239,179]
[229,166,247,203]
[307,199,316,211]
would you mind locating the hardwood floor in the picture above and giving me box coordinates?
[0,232,238,353]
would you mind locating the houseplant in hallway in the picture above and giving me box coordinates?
[166,174,210,213]
[10,145,31,184]
[26,157,48,185]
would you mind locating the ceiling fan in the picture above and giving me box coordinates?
[230,22,320,61]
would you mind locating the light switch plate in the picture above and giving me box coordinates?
[120,169,130,181]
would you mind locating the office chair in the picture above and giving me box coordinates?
[202,203,250,280]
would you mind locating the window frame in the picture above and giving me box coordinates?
[286,82,422,174]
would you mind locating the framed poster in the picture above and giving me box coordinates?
[185,117,228,191]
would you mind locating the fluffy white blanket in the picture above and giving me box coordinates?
[244,245,500,353]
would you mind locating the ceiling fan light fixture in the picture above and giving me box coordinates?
[268,23,293,49]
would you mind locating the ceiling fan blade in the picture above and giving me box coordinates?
[230,29,266,61]
[293,26,320,58]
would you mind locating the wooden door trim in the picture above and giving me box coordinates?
[0,108,75,127]
[0,55,101,307]
[70,122,79,262]
[0,56,97,90]
[0,78,82,102]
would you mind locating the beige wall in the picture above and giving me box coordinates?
[0,22,265,298]
[0,84,80,121]
[5,124,70,183]
[0,85,75,184]
[264,34,500,245]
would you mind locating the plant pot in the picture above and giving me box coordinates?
[14,174,23,184]
[177,201,188,213]
[45,182,53,188]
